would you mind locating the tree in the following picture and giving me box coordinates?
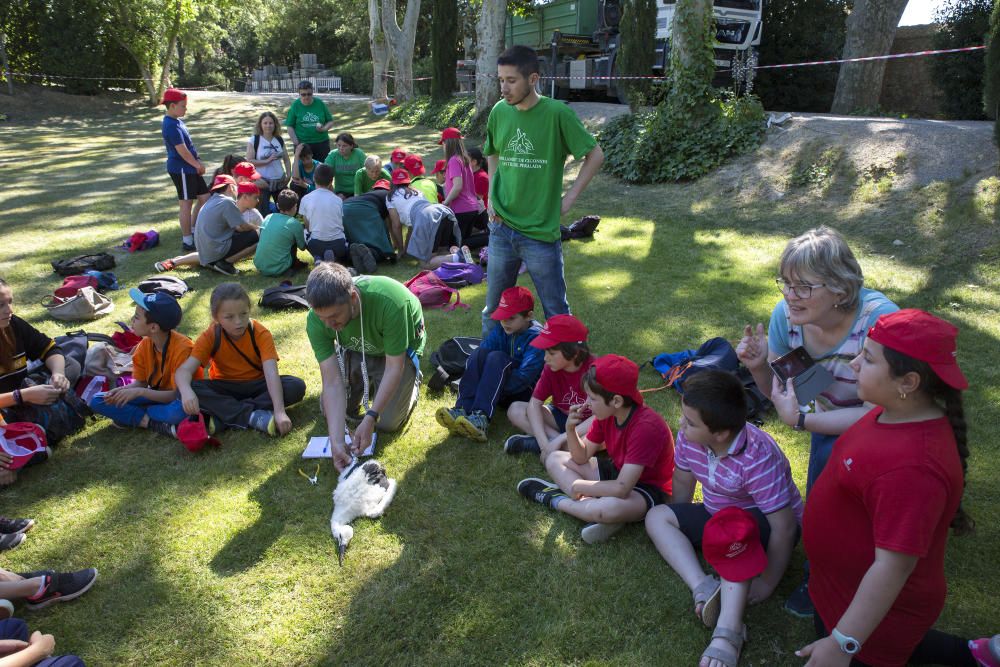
[985,0,1000,144]
[931,0,991,120]
[369,0,390,98]
[430,0,459,101]
[669,0,714,115]
[617,0,657,109]
[474,0,506,119]
[830,0,909,114]
[381,0,422,101]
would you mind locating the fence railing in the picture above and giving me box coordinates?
[246,75,342,93]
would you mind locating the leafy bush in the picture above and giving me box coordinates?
[932,0,991,120]
[336,60,374,94]
[388,95,482,137]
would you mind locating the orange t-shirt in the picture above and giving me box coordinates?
[131,330,195,391]
[190,320,279,382]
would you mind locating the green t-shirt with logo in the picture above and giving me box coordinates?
[483,96,597,242]
[354,166,392,195]
[306,276,426,362]
[285,98,333,145]
[253,212,306,276]
[325,148,367,195]
[410,177,439,203]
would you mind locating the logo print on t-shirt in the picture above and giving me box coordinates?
[303,111,320,124]
[507,129,534,155]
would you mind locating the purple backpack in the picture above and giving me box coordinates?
[433,262,484,288]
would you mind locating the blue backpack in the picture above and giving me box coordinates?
[650,337,739,394]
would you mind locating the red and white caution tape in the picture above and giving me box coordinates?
[753,44,985,70]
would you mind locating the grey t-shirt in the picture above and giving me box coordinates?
[195,193,245,264]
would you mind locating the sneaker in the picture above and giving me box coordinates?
[17,570,54,580]
[248,410,277,436]
[517,477,567,509]
[455,411,490,442]
[25,568,98,610]
[504,434,541,455]
[581,522,624,544]
[0,533,25,552]
[322,249,335,263]
[154,259,175,273]
[969,635,1000,667]
[181,241,196,253]
[207,259,239,276]
[146,419,177,439]
[0,517,35,535]
[435,407,466,433]
[460,245,474,264]
[349,243,377,275]
[784,579,814,618]
[0,600,12,620]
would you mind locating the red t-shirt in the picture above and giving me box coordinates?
[586,404,674,494]
[803,408,963,667]
[531,355,595,417]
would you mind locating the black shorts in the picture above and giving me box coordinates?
[666,503,801,551]
[225,229,259,258]
[545,404,568,433]
[170,172,209,201]
[596,456,669,510]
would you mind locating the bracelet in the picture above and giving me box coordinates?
[13,389,22,405]
[364,409,380,424]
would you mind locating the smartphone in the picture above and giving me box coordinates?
[769,346,814,383]
[770,346,835,406]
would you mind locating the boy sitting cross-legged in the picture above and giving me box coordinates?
[505,314,595,462]
[518,354,675,544]
[436,286,544,442]
[253,189,309,277]
[644,370,801,667]
[88,289,193,438]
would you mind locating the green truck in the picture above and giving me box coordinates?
[505,0,763,102]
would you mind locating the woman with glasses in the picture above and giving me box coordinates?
[736,226,898,616]
[284,81,334,162]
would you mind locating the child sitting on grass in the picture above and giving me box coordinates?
[436,286,543,442]
[299,164,351,266]
[644,370,801,667]
[518,354,674,544]
[253,189,308,277]
[174,283,306,436]
[505,314,595,461]
[89,289,194,438]
[289,143,318,199]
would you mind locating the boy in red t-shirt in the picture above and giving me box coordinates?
[505,314,595,462]
[517,354,674,544]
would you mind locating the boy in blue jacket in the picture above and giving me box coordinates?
[437,286,544,442]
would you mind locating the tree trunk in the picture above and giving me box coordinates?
[156,0,182,101]
[474,0,505,118]
[380,0,422,101]
[369,0,389,98]
[669,0,714,99]
[177,40,185,79]
[830,0,909,114]
[430,0,458,101]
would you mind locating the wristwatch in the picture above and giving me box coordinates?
[793,411,807,431]
[364,409,380,424]
[831,628,861,655]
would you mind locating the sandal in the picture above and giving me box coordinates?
[692,575,721,628]
[700,625,747,667]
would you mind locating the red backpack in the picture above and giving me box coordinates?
[54,274,98,298]
[404,271,468,311]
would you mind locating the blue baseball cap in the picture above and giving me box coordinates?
[129,288,182,331]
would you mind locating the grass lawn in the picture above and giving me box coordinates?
[0,90,998,666]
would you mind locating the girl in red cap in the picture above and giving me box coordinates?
[799,309,997,667]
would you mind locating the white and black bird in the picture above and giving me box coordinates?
[330,459,398,566]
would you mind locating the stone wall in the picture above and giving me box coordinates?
[879,24,947,117]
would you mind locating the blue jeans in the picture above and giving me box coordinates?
[0,619,84,666]
[807,432,838,494]
[89,395,187,428]
[455,348,529,419]
[481,220,569,336]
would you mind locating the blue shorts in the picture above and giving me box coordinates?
[545,404,568,433]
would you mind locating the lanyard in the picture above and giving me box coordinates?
[148,332,171,390]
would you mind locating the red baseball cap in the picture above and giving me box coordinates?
[438,127,463,144]
[867,309,968,390]
[491,286,534,320]
[531,314,589,349]
[160,88,186,104]
[390,168,411,186]
[177,414,222,452]
[210,174,236,191]
[431,159,446,175]
[391,148,407,163]
[403,154,425,176]
[702,506,768,582]
[232,161,262,181]
[373,179,391,191]
[592,354,644,406]
[237,181,260,195]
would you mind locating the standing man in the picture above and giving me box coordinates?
[161,88,209,253]
[305,263,425,470]
[285,81,335,162]
[481,45,604,335]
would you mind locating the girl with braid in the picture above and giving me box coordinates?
[797,310,997,667]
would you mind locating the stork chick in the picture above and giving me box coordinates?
[330,459,398,566]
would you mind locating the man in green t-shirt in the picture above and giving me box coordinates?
[481,45,604,336]
[305,263,425,469]
[285,81,335,162]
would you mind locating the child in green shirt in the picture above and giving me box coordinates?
[253,190,308,277]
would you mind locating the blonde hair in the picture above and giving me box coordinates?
[364,155,383,171]
[779,226,864,309]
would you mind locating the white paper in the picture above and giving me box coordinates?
[302,428,376,458]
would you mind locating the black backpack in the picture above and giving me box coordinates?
[51,253,116,276]
[259,284,309,310]
[137,275,191,299]
[253,134,285,156]
[427,336,481,391]
[559,215,600,241]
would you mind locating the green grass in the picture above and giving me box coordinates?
[0,91,999,665]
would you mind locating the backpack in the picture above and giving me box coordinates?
[51,253,116,276]
[36,330,119,372]
[651,337,739,393]
[83,270,120,291]
[137,275,190,299]
[210,323,262,372]
[123,230,160,253]
[560,215,601,241]
[427,336,481,391]
[433,262,484,288]
[42,287,114,321]
[404,271,468,311]
[253,134,285,156]
[735,365,774,426]
[54,275,98,299]
[259,283,310,310]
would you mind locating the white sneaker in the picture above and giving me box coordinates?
[581,522,625,544]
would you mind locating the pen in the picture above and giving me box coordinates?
[322,439,329,455]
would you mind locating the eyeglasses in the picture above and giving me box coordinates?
[775,278,826,299]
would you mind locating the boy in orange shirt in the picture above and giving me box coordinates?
[89,290,193,437]
[174,283,305,435]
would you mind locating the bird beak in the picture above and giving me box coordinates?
[338,542,346,567]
